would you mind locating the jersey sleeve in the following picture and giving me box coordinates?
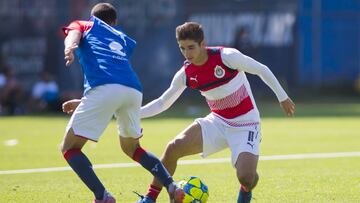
[221,47,288,102]
[62,20,93,36]
[140,68,187,118]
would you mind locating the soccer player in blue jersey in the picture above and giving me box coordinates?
[60,3,184,203]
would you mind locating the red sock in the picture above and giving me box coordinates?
[241,185,250,193]
[132,147,146,162]
[63,148,82,160]
[146,184,162,201]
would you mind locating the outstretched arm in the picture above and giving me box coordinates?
[141,69,187,118]
[64,30,81,66]
[222,48,295,116]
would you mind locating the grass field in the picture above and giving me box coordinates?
[0,102,359,202]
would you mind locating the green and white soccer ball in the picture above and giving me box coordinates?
[179,176,209,203]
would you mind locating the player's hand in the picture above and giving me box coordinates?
[64,43,78,67]
[62,99,81,114]
[280,98,295,117]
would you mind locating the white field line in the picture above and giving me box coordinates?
[4,139,18,146]
[1,151,360,175]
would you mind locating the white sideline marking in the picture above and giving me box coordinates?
[4,139,18,146]
[1,152,360,175]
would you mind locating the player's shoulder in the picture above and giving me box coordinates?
[78,20,92,24]
[220,47,244,60]
[178,65,187,74]
[207,46,223,55]
[170,66,186,85]
[70,20,93,30]
[221,47,241,55]
[63,20,93,35]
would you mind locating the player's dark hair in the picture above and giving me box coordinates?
[90,3,117,25]
[176,22,204,44]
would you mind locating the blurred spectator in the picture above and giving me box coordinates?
[30,71,60,112]
[0,72,5,87]
[233,26,257,57]
[0,67,25,115]
[0,72,5,115]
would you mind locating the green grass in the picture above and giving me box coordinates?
[0,103,359,202]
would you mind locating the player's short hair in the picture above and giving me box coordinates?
[90,3,117,25]
[176,22,204,44]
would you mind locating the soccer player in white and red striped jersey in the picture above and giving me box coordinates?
[137,22,295,203]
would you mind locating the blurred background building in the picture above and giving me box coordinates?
[0,0,359,115]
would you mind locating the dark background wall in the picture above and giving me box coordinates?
[0,0,359,104]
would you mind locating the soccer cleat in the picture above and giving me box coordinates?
[93,190,116,203]
[136,196,155,203]
[133,191,155,203]
[167,182,185,203]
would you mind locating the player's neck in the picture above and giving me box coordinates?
[192,49,208,66]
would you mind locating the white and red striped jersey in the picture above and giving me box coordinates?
[184,47,254,120]
[140,47,288,127]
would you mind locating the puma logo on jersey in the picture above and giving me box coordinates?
[190,75,198,83]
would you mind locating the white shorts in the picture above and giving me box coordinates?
[196,113,261,167]
[66,84,142,141]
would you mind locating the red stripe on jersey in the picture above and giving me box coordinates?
[211,96,253,119]
[207,85,254,119]
[207,85,249,110]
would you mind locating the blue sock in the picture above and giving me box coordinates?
[133,147,173,189]
[64,148,105,200]
[237,186,252,203]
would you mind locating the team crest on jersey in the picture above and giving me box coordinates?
[214,65,225,78]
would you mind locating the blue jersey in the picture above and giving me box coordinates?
[76,16,142,94]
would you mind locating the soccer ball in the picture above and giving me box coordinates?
[179,176,209,203]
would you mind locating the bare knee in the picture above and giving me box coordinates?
[60,129,87,154]
[121,144,138,158]
[235,152,259,190]
[237,171,258,190]
[119,137,140,158]
[60,131,71,154]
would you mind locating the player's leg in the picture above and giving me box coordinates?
[120,135,185,202]
[163,122,203,176]
[61,128,111,202]
[115,85,184,202]
[227,124,261,203]
[140,122,205,202]
[61,85,120,202]
[120,136,176,188]
[235,152,259,203]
